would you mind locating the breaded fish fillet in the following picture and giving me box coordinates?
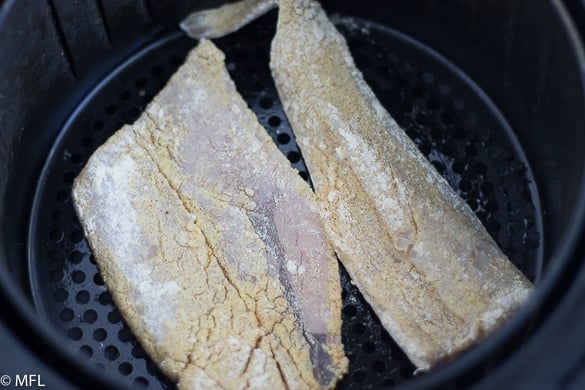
[73,39,346,389]
[181,0,533,370]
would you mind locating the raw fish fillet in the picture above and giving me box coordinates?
[73,39,346,389]
[181,0,534,370]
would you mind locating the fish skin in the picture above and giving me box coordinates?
[181,0,277,39]
[73,39,347,389]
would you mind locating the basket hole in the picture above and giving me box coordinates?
[71,270,86,284]
[68,250,83,264]
[104,345,120,361]
[431,161,446,175]
[277,133,290,144]
[128,107,140,119]
[486,200,499,212]
[415,113,429,127]
[57,190,69,202]
[60,308,74,322]
[404,61,417,73]
[108,310,122,324]
[475,162,487,175]
[476,210,488,224]
[118,362,133,376]
[355,55,371,70]
[458,180,472,193]
[92,327,106,343]
[426,98,439,111]
[287,151,301,163]
[93,272,104,286]
[452,161,466,174]
[134,377,149,387]
[132,345,146,359]
[465,144,478,157]
[430,127,442,140]
[469,188,481,202]
[55,288,68,302]
[80,136,93,148]
[400,366,413,377]
[442,143,455,157]
[63,171,77,183]
[453,128,467,140]
[79,345,93,358]
[141,93,152,103]
[67,327,83,341]
[481,182,494,194]
[353,323,366,335]
[488,219,502,233]
[251,81,263,92]
[411,87,424,98]
[94,272,105,285]
[268,116,282,127]
[70,230,84,243]
[76,290,90,304]
[343,305,357,317]
[118,327,134,343]
[259,97,273,109]
[418,141,431,156]
[83,309,97,324]
[363,341,376,353]
[51,209,64,222]
[380,328,392,344]
[373,360,386,373]
[50,269,64,282]
[467,198,478,211]
[146,360,159,375]
[98,291,112,305]
[71,154,84,165]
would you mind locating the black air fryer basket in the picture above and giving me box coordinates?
[1,0,585,389]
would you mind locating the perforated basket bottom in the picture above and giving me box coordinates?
[28,12,542,389]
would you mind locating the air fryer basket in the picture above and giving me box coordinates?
[1,1,585,389]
